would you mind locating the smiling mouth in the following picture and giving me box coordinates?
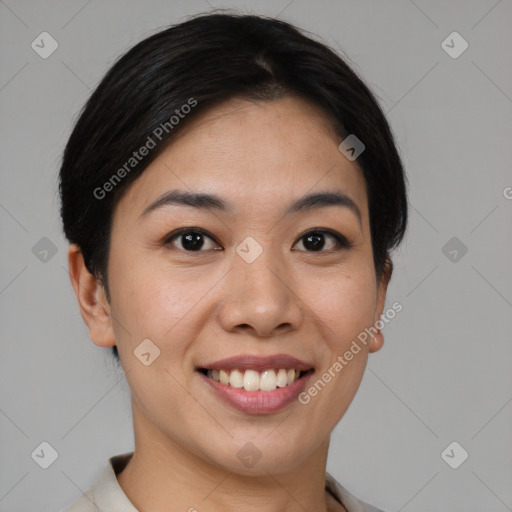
[198,368,314,392]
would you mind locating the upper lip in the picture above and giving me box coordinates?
[198,354,314,372]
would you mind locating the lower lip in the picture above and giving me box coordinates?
[198,371,313,414]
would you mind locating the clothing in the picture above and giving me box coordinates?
[61,452,386,512]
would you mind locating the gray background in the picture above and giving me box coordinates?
[1,1,511,511]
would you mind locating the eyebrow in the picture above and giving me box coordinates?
[140,189,362,225]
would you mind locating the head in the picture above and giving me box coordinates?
[60,12,407,474]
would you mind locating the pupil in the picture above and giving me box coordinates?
[182,233,203,250]
[305,233,324,251]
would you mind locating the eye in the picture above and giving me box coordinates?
[293,229,351,252]
[164,228,222,252]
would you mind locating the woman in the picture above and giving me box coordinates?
[60,11,407,512]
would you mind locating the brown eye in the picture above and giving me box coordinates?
[293,229,351,252]
[164,228,221,252]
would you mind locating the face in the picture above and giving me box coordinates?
[80,96,389,474]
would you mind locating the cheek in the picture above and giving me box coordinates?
[108,253,219,351]
[293,269,378,432]
[304,267,377,346]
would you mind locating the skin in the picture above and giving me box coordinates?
[68,96,392,512]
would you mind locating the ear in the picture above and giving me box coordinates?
[369,258,393,354]
[67,244,116,349]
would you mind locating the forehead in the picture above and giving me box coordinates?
[115,96,368,224]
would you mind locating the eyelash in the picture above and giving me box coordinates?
[163,227,352,253]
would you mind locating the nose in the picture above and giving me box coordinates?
[217,247,305,338]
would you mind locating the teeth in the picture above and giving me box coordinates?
[276,368,288,388]
[219,369,230,385]
[205,368,305,391]
[243,370,260,391]
[229,369,244,388]
[260,370,277,391]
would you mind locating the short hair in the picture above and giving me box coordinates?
[59,12,408,362]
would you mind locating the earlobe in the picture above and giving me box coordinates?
[369,258,393,354]
[67,244,116,348]
[369,333,384,353]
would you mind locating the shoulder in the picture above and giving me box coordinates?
[59,492,99,512]
[60,453,137,512]
[325,472,390,512]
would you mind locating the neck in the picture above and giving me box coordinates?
[116,399,345,512]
